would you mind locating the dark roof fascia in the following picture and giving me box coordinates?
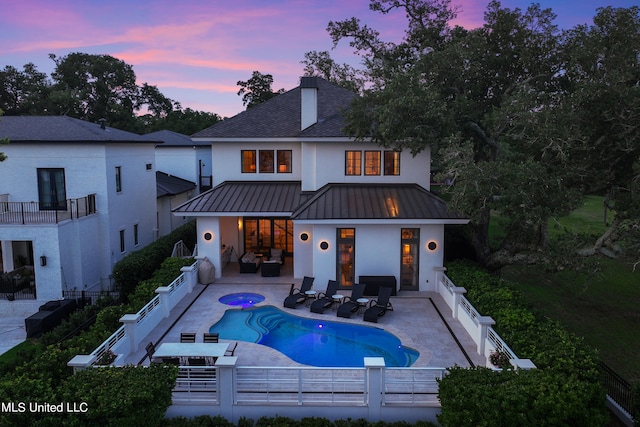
[7,139,160,144]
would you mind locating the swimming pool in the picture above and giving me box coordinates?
[209,305,419,367]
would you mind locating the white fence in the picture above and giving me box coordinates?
[434,267,534,370]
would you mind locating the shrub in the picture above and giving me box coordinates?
[437,260,608,426]
[112,221,196,298]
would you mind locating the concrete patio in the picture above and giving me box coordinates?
[124,259,486,369]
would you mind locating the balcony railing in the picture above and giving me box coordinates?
[0,194,97,224]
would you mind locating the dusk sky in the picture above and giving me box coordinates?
[1,0,637,119]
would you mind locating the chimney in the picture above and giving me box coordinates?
[300,77,318,131]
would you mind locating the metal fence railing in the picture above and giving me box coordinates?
[0,194,97,224]
[599,361,636,421]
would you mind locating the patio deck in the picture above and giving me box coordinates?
[125,260,486,368]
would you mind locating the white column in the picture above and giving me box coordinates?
[365,357,385,421]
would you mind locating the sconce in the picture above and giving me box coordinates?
[203,232,214,242]
[300,232,309,242]
[426,240,438,251]
[40,256,47,267]
[319,241,329,250]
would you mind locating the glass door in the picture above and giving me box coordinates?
[400,228,419,290]
[337,228,355,287]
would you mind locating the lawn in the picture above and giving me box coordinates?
[499,196,640,382]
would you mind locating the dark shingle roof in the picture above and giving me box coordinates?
[156,171,196,198]
[291,183,466,221]
[173,181,308,214]
[191,77,356,139]
[144,130,206,147]
[0,116,159,143]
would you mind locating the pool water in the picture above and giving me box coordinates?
[209,305,419,367]
[218,293,265,308]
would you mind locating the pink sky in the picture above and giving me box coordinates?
[0,0,637,119]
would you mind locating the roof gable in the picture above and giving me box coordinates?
[192,77,357,139]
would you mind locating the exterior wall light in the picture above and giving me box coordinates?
[203,232,214,242]
[40,256,47,267]
[300,232,309,242]
[426,240,438,251]
[319,241,329,250]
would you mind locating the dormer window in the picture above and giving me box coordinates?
[242,150,256,173]
[384,151,401,175]
[345,151,362,175]
[277,150,292,173]
[364,151,381,175]
[259,150,274,173]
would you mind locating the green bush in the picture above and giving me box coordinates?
[112,221,196,298]
[437,260,608,426]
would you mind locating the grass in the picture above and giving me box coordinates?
[498,196,640,382]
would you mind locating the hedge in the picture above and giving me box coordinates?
[112,220,196,299]
[437,260,608,427]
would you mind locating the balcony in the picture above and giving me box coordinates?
[0,194,97,224]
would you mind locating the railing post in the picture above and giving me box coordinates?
[216,356,237,422]
[180,264,196,293]
[67,355,96,374]
[156,287,171,318]
[365,357,385,422]
[451,287,467,319]
[120,313,141,355]
[478,316,495,356]
[434,266,446,294]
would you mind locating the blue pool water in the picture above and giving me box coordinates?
[209,305,419,367]
[218,293,265,308]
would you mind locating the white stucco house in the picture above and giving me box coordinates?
[0,116,159,314]
[174,77,468,293]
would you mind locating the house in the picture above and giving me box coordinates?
[156,171,196,238]
[174,77,468,292]
[146,130,212,193]
[0,116,159,314]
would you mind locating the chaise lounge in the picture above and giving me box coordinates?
[310,280,339,314]
[363,286,394,323]
[336,283,366,318]
[283,276,314,309]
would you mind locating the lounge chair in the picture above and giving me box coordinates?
[283,276,314,308]
[310,280,339,314]
[336,283,366,318]
[363,286,394,323]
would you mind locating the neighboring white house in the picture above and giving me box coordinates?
[156,171,196,238]
[147,130,212,193]
[0,116,159,314]
[175,77,468,292]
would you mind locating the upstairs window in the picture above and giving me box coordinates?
[119,229,125,253]
[277,150,292,173]
[364,151,381,175]
[241,150,256,173]
[37,168,66,210]
[115,166,122,192]
[345,151,361,175]
[259,150,274,173]
[384,151,401,175]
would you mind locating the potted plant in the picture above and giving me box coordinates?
[95,350,117,366]
[489,350,511,370]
